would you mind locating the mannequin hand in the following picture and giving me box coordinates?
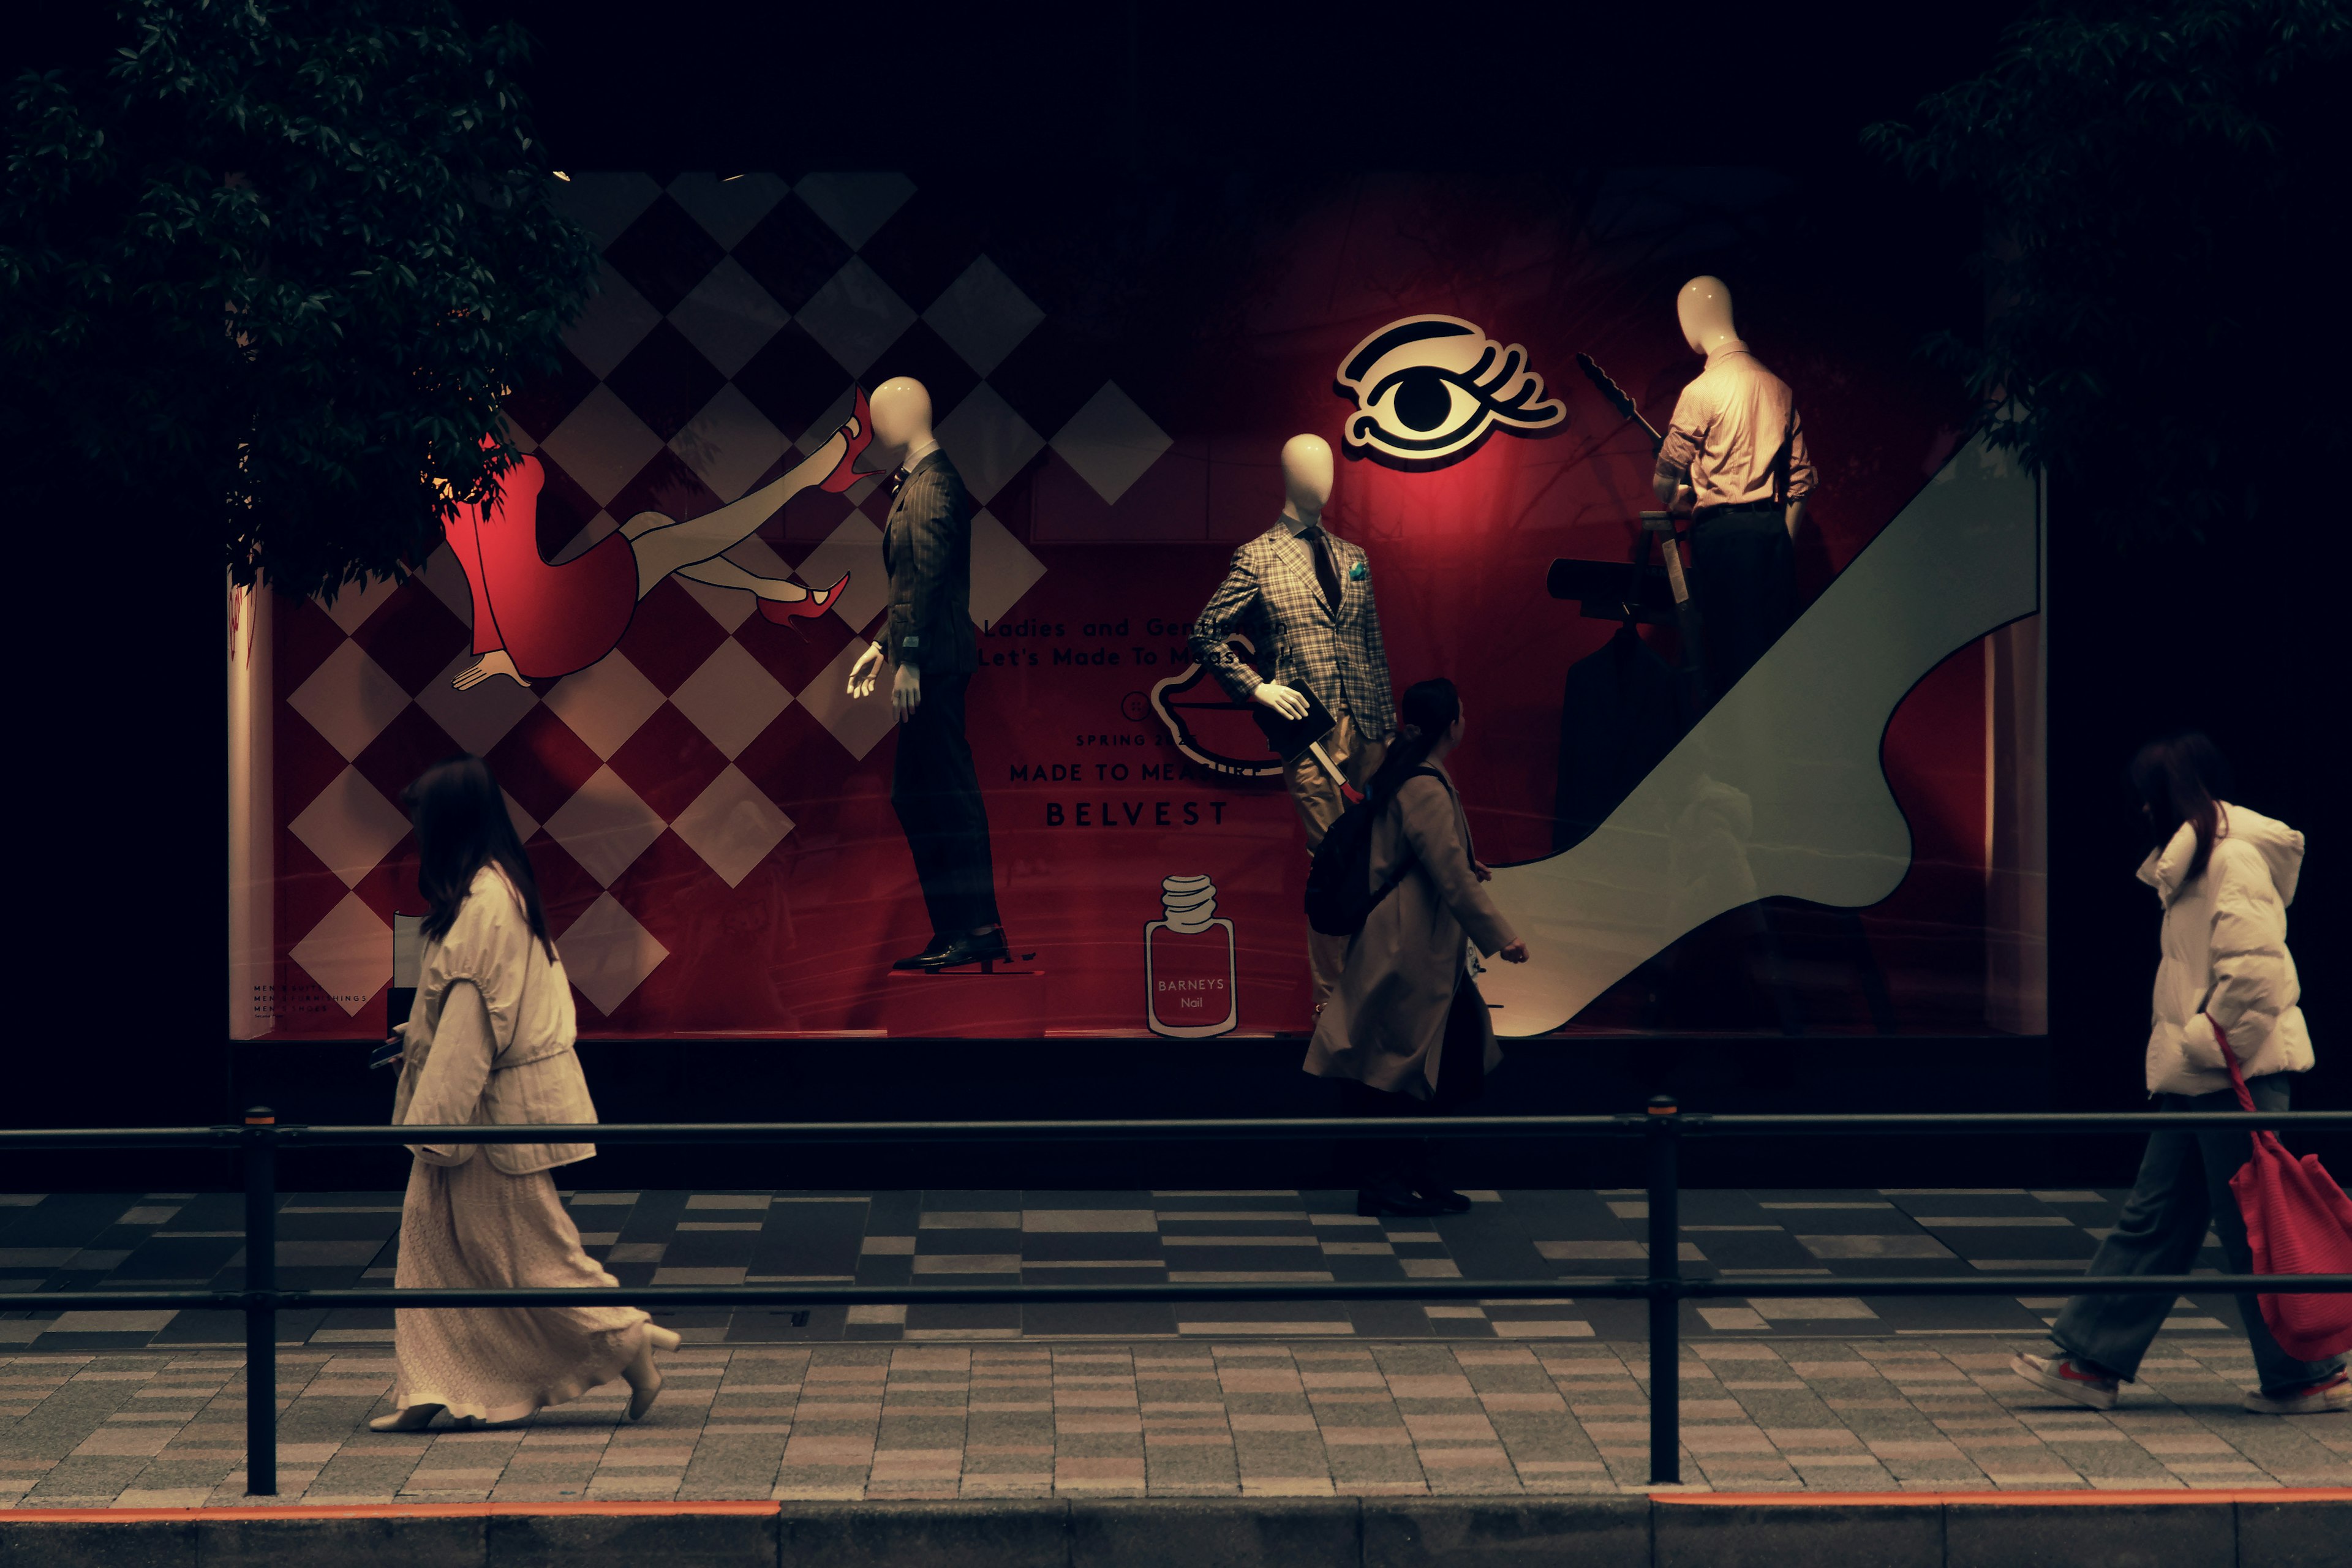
[846,643,884,699]
[1497,940,1529,964]
[1253,682,1311,721]
[1473,860,1493,883]
[892,661,922,722]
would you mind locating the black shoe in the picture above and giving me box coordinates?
[892,935,952,970]
[1417,1186,1474,1215]
[914,930,1013,970]
[1356,1180,1452,1218]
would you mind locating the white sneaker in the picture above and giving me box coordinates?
[2243,1372,2351,1414]
[2011,1351,2120,1410]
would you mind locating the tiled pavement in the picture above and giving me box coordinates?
[0,1186,2266,1349]
[1,1337,2346,1506]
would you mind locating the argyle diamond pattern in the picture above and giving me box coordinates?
[274,172,1076,1025]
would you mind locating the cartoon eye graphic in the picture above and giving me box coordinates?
[1333,315,1568,469]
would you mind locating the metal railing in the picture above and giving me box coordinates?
[4,1098,2350,1492]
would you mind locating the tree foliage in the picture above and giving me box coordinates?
[1,0,599,599]
[1869,1,2347,546]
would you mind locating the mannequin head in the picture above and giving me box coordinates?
[1279,433,1333,528]
[869,377,934,457]
[1676,276,1740,356]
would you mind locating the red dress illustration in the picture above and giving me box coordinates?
[443,390,871,689]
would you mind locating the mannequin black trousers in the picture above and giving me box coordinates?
[1689,505,1796,701]
[891,671,1002,937]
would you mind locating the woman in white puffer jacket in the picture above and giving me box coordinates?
[2015,733,2345,1416]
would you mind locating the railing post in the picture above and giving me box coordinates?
[242,1107,277,1497]
[1645,1093,1681,1487]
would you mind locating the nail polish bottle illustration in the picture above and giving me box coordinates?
[1145,873,1237,1038]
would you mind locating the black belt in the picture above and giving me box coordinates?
[1691,501,1784,521]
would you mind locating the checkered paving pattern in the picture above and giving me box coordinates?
[0,1338,2345,1506]
[275,172,1097,1027]
[0,1188,2260,1349]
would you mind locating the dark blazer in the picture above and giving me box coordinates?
[882,450,978,676]
[1188,521,1395,741]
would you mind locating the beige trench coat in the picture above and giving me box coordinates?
[1304,766,1518,1099]
[393,865,598,1173]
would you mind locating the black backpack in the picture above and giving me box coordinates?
[1303,768,1444,937]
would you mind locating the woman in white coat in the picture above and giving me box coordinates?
[371,755,679,1431]
[2015,734,2345,1415]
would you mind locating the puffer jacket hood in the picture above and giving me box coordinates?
[2139,802,2313,1096]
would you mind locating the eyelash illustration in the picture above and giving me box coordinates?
[1333,315,1568,470]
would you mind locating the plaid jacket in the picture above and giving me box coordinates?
[882,450,978,675]
[1188,521,1395,742]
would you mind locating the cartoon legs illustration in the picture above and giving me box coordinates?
[450,391,872,691]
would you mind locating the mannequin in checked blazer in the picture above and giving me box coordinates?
[1188,434,1397,1008]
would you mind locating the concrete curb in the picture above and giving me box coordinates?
[1,1492,2346,1567]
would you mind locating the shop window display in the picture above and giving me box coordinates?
[226,169,2043,1044]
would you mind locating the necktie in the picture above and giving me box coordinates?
[886,467,909,500]
[1302,525,1341,609]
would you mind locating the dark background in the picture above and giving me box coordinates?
[12,2,2336,1188]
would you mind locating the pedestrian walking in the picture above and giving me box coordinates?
[370,755,679,1431]
[1305,678,1528,1216]
[2013,733,2345,1414]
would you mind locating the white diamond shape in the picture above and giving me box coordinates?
[937,382,1046,505]
[922,255,1042,375]
[666,171,789,249]
[792,513,889,635]
[671,640,792,760]
[671,765,793,888]
[503,789,540,845]
[794,257,914,377]
[794,172,915,249]
[797,638,899,761]
[552,508,622,567]
[560,262,662,379]
[551,172,662,248]
[415,650,540,756]
[290,767,412,888]
[1050,382,1173,505]
[314,573,402,636]
[542,766,666,887]
[543,650,665,761]
[288,641,410,761]
[290,892,394,1016]
[669,383,788,504]
[668,255,789,379]
[416,543,475,627]
[557,892,669,1016]
[539,384,665,508]
[675,532,797,631]
[969,507,1046,631]
[502,413,537,455]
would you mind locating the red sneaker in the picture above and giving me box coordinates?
[2244,1371,2351,1414]
[2011,1351,2120,1409]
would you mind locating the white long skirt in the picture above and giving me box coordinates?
[391,1155,649,1422]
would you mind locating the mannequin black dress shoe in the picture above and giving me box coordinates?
[892,935,952,970]
[914,929,1012,970]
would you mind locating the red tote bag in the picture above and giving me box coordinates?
[2218,1026,2352,1360]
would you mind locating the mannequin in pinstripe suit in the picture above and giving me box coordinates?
[1189,435,1397,1009]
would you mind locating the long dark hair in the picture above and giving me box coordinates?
[1366,678,1463,803]
[404,755,556,960]
[2128,731,2231,884]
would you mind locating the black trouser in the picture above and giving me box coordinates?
[1689,506,1796,701]
[890,671,1001,937]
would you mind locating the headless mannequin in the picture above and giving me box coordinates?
[1651,277,1807,538]
[1253,434,1333,722]
[848,377,938,721]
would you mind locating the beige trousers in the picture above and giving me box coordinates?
[1286,712,1387,1008]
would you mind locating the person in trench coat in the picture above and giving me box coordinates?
[1305,678,1528,1216]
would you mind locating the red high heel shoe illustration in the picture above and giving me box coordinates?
[816,387,874,494]
[756,570,852,624]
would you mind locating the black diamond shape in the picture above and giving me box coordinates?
[867,318,979,423]
[733,321,859,443]
[731,195,853,313]
[502,342,599,442]
[605,194,727,315]
[858,186,988,314]
[604,320,727,443]
[985,314,1110,441]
